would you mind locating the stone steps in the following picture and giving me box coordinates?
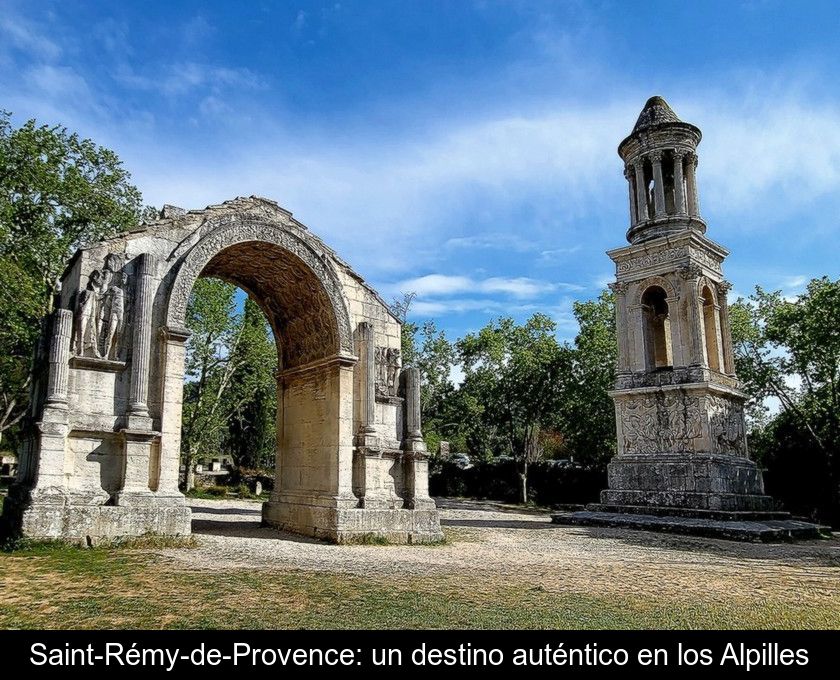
[583,502,791,521]
[551,510,831,542]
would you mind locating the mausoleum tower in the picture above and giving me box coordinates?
[602,96,773,512]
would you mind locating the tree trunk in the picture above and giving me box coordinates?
[519,461,528,505]
[183,450,196,492]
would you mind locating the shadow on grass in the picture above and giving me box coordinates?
[188,505,261,516]
[560,524,840,566]
[441,518,555,530]
[190,518,324,544]
[434,497,552,516]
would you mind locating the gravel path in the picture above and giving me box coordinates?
[161,498,840,603]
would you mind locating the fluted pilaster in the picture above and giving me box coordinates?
[359,322,377,435]
[129,253,156,419]
[403,366,423,444]
[45,309,73,407]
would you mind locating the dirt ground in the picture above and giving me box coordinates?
[167,498,840,607]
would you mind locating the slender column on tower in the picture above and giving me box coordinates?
[624,166,637,228]
[129,253,156,419]
[651,151,666,218]
[45,309,73,407]
[633,160,648,222]
[685,152,700,217]
[673,150,687,215]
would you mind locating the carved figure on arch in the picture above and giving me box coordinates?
[101,271,128,360]
[73,270,104,357]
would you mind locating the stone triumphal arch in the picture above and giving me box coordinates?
[3,197,443,543]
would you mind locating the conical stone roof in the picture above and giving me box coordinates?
[632,96,681,132]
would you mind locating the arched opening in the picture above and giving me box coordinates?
[180,277,278,496]
[169,239,347,529]
[641,285,672,370]
[701,284,722,372]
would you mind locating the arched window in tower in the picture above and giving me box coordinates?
[701,284,722,372]
[641,285,672,369]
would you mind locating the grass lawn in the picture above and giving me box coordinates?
[2,538,839,629]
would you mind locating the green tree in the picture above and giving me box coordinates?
[458,314,564,503]
[730,277,840,522]
[223,297,278,471]
[555,290,617,469]
[392,293,459,453]
[181,278,240,490]
[0,111,143,442]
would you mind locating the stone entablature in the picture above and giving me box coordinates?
[2,196,442,544]
[608,231,726,281]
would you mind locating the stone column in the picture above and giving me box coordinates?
[685,152,700,217]
[359,322,377,436]
[679,265,705,365]
[129,253,156,424]
[651,151,666,218]
[673,150,687,215]
[156,326,192,500]
[609,282,630,373]
[45,309,73,407]
[633,160,648,222]
[403,366,424,448]
[401,366,433,510]
[716,281,736,374]
[628,303,646,372]
[624,166,636,228]
[32,308,75,496]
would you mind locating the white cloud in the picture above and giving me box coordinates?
[690,94,840,220]
[410,298,543,316]
[115,62,264,95]
[444,233,538,252]
[0,15,62,61]
[390,274,579,299]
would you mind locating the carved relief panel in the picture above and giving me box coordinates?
[616,389,747,457]
[374,347,400,399]
[72,254,132,363]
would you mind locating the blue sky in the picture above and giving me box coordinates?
[2,0,839,342]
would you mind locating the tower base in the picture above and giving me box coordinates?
[549,451,829,542]
[601,452,775,511]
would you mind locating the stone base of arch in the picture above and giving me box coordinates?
[1,487,191,545]
[262,497,444,544]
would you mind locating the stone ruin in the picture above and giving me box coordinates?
[1,197,443,543]
[1,97,824,545]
